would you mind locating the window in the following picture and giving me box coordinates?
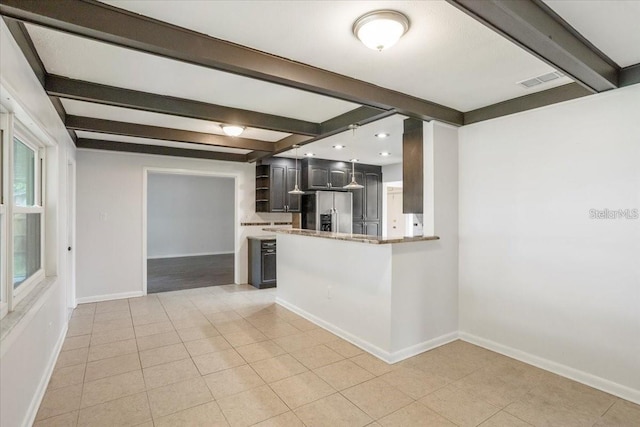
[0,114,46,318]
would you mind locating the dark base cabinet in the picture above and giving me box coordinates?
[248,238,277,289]
[352,221,379,236]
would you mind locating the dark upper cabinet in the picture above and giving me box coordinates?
[270,164,286,212]
[303,159,350,190]
[255,158,300,213]
[308,165,329,189]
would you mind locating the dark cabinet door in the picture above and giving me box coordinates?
[352,221,364,235]
[365,172,381,221]
[309,166,329,189]
[270,165,286,212]
[349,171,365,221]
[286,167,301,212]
[262,251,277,284]
[364,222,379,237]
[329,169,348,188]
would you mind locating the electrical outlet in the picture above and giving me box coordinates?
[99,212,108,221]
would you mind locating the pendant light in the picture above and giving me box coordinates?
[288,145,305,195]
[344,124,364,190]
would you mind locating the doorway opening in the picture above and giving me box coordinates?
[145,171,236,294]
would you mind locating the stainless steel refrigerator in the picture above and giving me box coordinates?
[302,191,353,233]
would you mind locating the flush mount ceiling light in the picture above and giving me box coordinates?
[220,124,245,137]
[350,158,359,162]
[375,132,390,139]
[304,152,315,157]
[353,10,410,51]
[379,151,391,157]
[288,145,305,195]
[333,145,346,150]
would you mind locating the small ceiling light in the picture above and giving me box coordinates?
[379,151,391,157]
[353,10,410,51]
[221,124,245,137]
[288,145,305,195]
[333,145,346,150]
[304,152,315,157]
[375,132,390,139]
[350,158,359,163]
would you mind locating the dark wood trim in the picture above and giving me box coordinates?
[49,96,67,123]
[0,0,463,125]
[402,118,423,214]
[76,138,247,162]
[620,63,640,88]
[2,17,46,86]
[66,116,275,152]
[445,0,619,92]
[45,75,320,136]
[319,106,387,134]
[464,82,592,125]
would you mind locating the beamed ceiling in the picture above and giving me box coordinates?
[0,0,638,164]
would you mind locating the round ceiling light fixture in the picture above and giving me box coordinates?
[333,145,346,150]
[375,132,390,139]
[304,152,316,157]
[353,10,410,51]
[221,124,245,137]
[379,151,391,157]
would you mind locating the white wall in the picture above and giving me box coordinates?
[0,20,76,427]
[382,162,402,182]
[76,150,290,301]
[459,85,640,403]
[147,173,234,258]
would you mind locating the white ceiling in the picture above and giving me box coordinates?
[99,0,573,112]
[543,0,640,68]
[278,115,405,166]
[25,24,359,123]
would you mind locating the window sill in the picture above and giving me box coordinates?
[0,276,58,344]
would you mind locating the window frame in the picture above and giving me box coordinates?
[0,114,8,318]
[8,119,46,306]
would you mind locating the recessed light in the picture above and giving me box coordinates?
[379,151,391,156]
[350,158,359,162]
[304,152,315,157]
[375,132,389,139]
[221,124,245,136]
[333,145,346,150]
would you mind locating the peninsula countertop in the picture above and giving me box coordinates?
[262,227,439,244]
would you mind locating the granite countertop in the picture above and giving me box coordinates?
[262,228,439,245]
[247,235,277,240]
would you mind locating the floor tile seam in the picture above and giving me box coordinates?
[147,384,215,422]
[493,409,535,426]
[446,376,509,409]
[337,384,417,421]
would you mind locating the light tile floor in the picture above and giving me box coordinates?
[35,284,640,427]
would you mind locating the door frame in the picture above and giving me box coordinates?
[142,167,239,295]
[66,159,76,310]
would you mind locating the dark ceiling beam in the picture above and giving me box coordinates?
[66,116,275,152]
[45,75,321,136]
[464,82,592,125]
[620,63,640,88]
[76,138,247,162]
[3,17,78,145]
[0,0,463,126]
[445,0,619,93]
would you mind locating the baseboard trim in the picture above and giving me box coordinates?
[22,323,68,427]
[147,251,233,260]
[276,298,457,364]
[459,332,640,405]
[76,291,144,304]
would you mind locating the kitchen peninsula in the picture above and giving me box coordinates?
[264,228,459,363]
